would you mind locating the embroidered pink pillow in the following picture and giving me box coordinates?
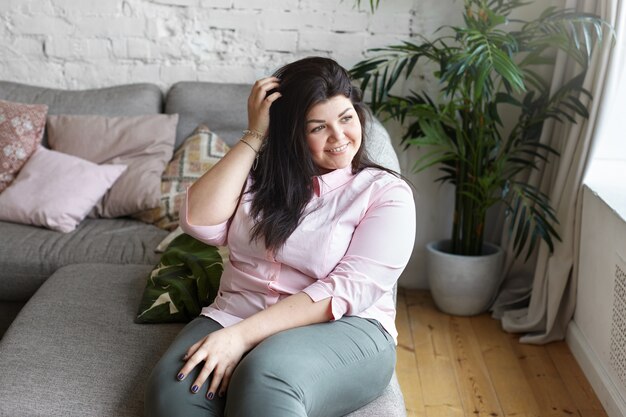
[0,99,48,192]
[0,146,127,233]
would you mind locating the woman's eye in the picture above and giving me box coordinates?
[341,115,353,123]
[311,125,324,133]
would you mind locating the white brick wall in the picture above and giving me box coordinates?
[0,0,458,90]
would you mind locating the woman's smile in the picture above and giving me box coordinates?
[326,143,349,153]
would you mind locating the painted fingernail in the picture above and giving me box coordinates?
[176,373,185,381]
[191,385,199,393]
[218,391,225,398]
[207,392,214,400]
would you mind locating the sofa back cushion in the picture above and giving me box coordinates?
[166,82,249,149]
[0,82,163,146]
[0,82,162,115]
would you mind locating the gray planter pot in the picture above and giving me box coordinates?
[426,240,504,316]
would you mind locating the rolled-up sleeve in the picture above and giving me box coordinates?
[179,189,230,247]
[302,180,416,319]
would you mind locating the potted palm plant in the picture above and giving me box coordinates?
[350,0,609,315]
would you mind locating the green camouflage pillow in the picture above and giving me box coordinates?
[136,233,223,323]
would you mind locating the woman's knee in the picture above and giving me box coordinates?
[145,358,181,417]
[224,348,307,417]
[146,356,225,417]
[223,320,396,417]
[145,318,225,417]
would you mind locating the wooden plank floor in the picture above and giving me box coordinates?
[395,289,607,417]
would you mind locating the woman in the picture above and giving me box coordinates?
[145,57,415,417]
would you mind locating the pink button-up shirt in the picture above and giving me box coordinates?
[180,166,415,343]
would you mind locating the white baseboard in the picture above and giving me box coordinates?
[567,321,626,417]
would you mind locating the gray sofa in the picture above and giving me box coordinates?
[0,80,407,417]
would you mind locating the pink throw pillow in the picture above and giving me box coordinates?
[47,114,178,218]
[0,146,126,233]
[0,99,48,192]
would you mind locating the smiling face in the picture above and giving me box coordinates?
[305,95,362,174]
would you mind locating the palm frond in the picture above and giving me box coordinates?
[350,0,610,257]
[505,182,561,259]
[353,0,380,12]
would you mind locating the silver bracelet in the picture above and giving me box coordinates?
[243,129,264,141]
[240,138,259,154]
[240,138,260,170]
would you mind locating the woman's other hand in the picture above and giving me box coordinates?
[176,326,249,399]
[175,293,331,400]
[247,76,281,136]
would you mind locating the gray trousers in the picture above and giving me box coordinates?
[145,315,396,417]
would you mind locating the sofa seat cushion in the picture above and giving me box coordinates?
[0,263,185,417]
[0,219,167,301]
[0,263,406,417]
[346,372,406,417]
[0,301,25,338]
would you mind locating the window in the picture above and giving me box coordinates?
[584,3,626,220]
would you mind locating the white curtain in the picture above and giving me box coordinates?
[491,0,620,344]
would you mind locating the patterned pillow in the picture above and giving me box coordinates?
[134,124,229,230]
[0,99,48,192]
[135,233,223,323]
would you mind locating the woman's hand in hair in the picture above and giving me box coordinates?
[247,76,281,137]
[184,77,280,227]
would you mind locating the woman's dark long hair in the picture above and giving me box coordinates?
[248,57,396,252]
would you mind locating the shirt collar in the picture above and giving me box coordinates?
[313,166,354,197]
